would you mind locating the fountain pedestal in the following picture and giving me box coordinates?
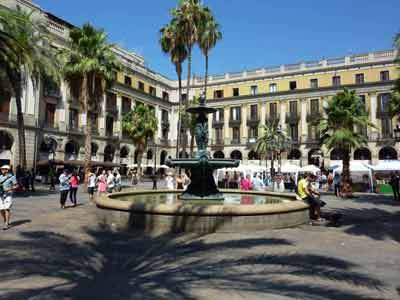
[167,95,239,200]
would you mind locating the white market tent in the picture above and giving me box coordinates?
[332,161,374,190]
[366,160,400,172]
[299,165,321,174]
[281,163,301,174]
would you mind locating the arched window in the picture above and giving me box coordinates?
[104,144,115,162]
[0,131,13,151]
[308,148,323,166]
[354,148,371,160]
[213,151,225,159]
[330,148,347,160]
[288,149,301,160]
[147,149,153,160]
[91,143,99,156]
[120,146,130,159]
[248,150,259,160]
[160,151,168,165]
[379,146,397,160]
[230,150,242,160]
[65,141,79,160]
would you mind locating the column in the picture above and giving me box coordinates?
[369,92,377,137]
[241,105,247,142]
[156,105,162,143]
[170,107,178,145]
[115,93,122,138]
[224,107,230,144]
[98,93,107,136]
[300,98,308,140]
[58,81,68,131]
[280,100,286,130]
[260,102,266,135]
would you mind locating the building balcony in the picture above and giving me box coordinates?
[159,138,170,147]
[228,119,241,127]
[246,118,259,126]
[305,137,321,145]
[246,137,258,148]
[42,121,58,130]
[285,113,300,124]
[43,88,61,99]
[306,112,322,123]
[212,119,224,128]
[376,110,392,119]
[68,125,84,134]
[211,139,224,150]
[267,114,280,125]
[231,138,241,145]
[161,121,170,130]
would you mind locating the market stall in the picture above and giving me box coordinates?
[366,160,400,193]
[332,161,373,192]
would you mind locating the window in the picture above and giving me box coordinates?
[380,70,390,81]
[162,91,169,101]
[69,109,79,129]
[124,76,132,86]
[214,90,224,99]
[181,94,187,102]
[161,110,169,123]
[45,103,56,127]
[269,103,277,117]
[162,128,168,139]
[250,104,258,120]
[269,83,277,93]
[138,81,145,91]
[230,107,241,121]
[310,79,318,89]
[214,108,224,121]
[149,86,156,96]
[289,81,297,90]
[215,128,223,143]
[355,73,364,84]
[106,116,114,136]
[232,88,239,97]
[289,101,298,115]
[332,76,341,87]
[378,93,391,113]
[250,85,258,95]
[232,127,240,142]
[359,95,366,111]
[122,97,131,114]
[308,125,320,140]
[310,99,319,114]
[381,118,392,138]
[249,127,258,139]
[289,124,299,141]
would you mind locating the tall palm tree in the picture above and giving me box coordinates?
[181,96,199,156]
[59,23,121,179]
[254,122,290,188]
[172,0,203,102]
[320,89,375,186]
[0,8,60,169]
[160,20,187,157]
[198,8,222,97]
[122,104,158,179]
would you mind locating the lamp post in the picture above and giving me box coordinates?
[394,123,400,142]
[151,139,158,190]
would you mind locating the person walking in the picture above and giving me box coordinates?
[87,170,96,202]
[106,170,115,193]
[389,172,400,201]
[240,174,252,191]
[0,165,17,230]
[252,173,265,191]
[333,172,342,198]
[59,169,70,209]
[97,170,107,196]
[49,166,56,191]
[114,170,122,192]
[69,170,79,207]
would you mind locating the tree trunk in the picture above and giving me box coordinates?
[271,152,275,191]
[14,72,27,170]
[83,76,92,184]
[186,46,192,103]
[176,71,182,158]
[137,149,143,182]
[204,53,209,98]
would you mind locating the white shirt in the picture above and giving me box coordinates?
[88,174,96,187]
[165,176,174,190]
[107,174,115,188]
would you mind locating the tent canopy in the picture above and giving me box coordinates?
[299,165,320,173]
[366,160,400,172]
[281,163,301,173]
[333,161,371,173]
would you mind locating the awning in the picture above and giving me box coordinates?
[37,160,120,168]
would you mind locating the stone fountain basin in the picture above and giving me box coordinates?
[95,190,309,234]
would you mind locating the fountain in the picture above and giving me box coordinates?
[166,93,239,200]
[95,94,309,234]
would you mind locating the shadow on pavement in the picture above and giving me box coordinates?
[0,224,388,300]
[9,219,31,228]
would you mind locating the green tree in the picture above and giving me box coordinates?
[181,96,199,156]
[59,23,120,179]
[320,89,375,186]
[198,8,222,97]
[254,122,290,188]
[160,20,187,157]
[0,8,60,169]
[122,104,158,179]
[390,32,400,120]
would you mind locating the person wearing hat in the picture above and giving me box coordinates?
[0,165,17,230]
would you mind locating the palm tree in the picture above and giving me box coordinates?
[320,89,375,186]
[160,20,187,157]
[198,8,222,97]
[122,104,158,179]
[172,0,203,102]
[181,96,199,156]
[254,122,290,188]
[0,8,60,169]
[390,32,400,120]
[59,23,121,179]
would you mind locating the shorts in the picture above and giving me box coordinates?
[303,196,322,209]
[0,195,13,210]
[87,187,95,195]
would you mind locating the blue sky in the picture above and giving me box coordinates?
[35,0,399,80]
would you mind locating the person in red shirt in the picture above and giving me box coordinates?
[240,174,252,191]
[69,170,80,207]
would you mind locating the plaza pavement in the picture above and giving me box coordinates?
[0,184,399,300]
